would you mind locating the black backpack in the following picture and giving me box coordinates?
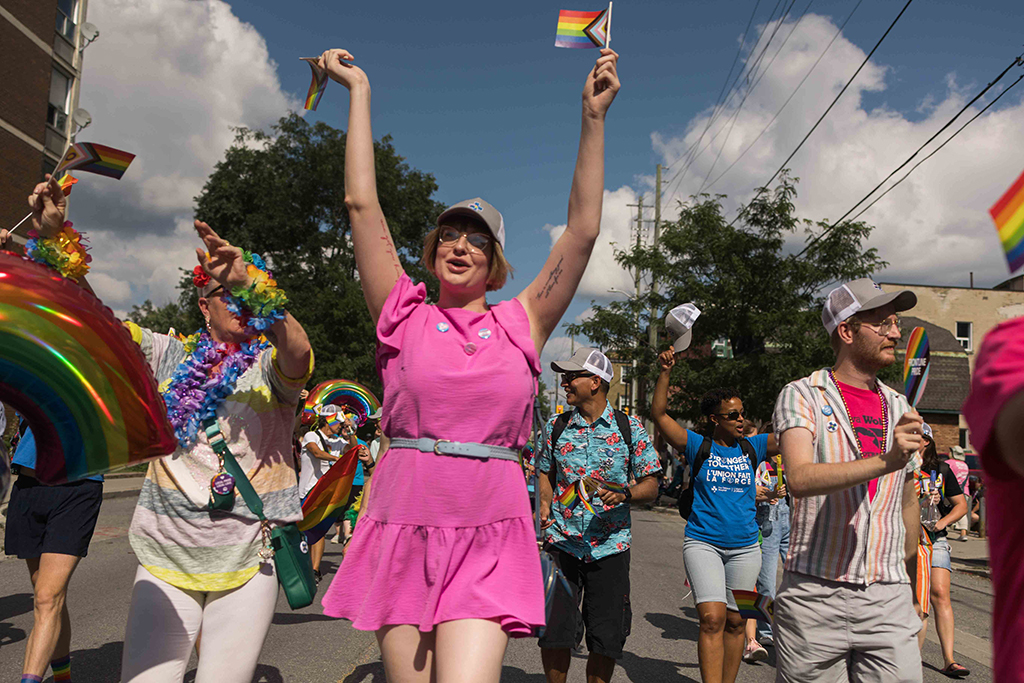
[678,436,758,520]
[550,409,633,470]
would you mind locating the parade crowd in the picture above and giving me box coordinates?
[2,46,1023,683]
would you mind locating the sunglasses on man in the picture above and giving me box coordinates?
[560,371,595,384]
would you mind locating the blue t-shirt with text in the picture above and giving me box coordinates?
[682,430,767,548]
[14,426,104,482]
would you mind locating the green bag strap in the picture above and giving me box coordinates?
[203,418,266,523]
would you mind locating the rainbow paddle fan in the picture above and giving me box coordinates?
[903,327,930,408]
[0,253,177,483]
[302,379,381,426]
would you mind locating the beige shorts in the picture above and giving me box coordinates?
[774,572,922,683]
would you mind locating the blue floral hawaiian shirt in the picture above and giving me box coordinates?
[537,401,662,562]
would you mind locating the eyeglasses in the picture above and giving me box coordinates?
[714,410,745,421]
[859,316,901,336]
[439,226,492,252]
[561,371,595,384]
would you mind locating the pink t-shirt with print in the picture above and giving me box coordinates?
[962,317,1024,683]
[837,380,887,501]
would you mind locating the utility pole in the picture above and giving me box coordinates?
[628,196,644,414]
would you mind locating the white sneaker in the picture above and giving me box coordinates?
[743,639,768,663]
[759,634,774,647]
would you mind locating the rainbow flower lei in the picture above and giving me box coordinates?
[25,221,92,281]
[225,251,288,332]
[162,331,268,449]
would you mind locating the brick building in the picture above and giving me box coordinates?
[0,0,91,231]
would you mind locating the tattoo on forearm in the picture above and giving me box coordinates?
[379,220,402,278]
[536,256,564,300]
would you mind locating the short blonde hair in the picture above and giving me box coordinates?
[421,222,514,292]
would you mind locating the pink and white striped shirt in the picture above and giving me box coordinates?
[773,369,914,585]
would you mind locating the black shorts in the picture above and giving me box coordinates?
[538,546,632,659]
[4,476,103,559]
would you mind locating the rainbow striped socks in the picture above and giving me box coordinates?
[51,655,71,682]
[20,675,42,683]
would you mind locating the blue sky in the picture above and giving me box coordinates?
[74,0,1024,381]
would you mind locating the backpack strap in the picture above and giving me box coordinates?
[692,435,713,481]
[549,412,573,454]
[612,409,634,475]
[737,437,759,474]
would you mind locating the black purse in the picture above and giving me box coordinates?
[531,401,572,638]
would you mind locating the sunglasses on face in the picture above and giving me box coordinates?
[439,226,492,251]
[715,410,745,421]
[561,371,595,384]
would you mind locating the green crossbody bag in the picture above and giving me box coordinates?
[204,418,317,610]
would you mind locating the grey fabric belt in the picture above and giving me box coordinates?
[389,438,520,462]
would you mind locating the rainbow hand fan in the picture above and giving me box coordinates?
[302,379,380,426]
[0,254,177,483]
[732,589,774,622]
[903,327,930,408]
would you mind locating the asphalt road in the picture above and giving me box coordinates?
[0,497,994,682]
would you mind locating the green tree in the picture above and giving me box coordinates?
[136,114,445,397]
[567,174,887,425]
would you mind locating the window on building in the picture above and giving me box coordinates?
[955,321,973,352]
[47,68,71,131]
[55,0,78,41]
[959,428,969,449]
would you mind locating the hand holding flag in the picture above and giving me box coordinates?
[300,57,328,111]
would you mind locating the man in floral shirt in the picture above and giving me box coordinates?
[537,348,662,683]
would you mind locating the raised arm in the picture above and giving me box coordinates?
[781,411,923,498]
[651,349,689,451]
[518,49,620,353]
[321,49,404,324]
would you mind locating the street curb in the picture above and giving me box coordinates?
[103,488,142,501]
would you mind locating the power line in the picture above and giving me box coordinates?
[798,53,1024,256]
[847,72,1024,223]
[729,0,916,227]
[704,0,865,193]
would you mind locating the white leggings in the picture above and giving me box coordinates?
[120,564,278,682]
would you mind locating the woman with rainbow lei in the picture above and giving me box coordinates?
[115,220,314,682]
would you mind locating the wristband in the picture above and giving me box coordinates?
[623,487,632,502]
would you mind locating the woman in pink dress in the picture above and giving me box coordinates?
[317,46,620,682]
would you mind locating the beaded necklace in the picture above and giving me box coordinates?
[827,368,889,454]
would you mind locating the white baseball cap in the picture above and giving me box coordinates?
[550,347,614,383]
[822,278,917,335]
[665,303,701,352]
[315,404,342,417]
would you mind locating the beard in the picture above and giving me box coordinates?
[851,332,895,371]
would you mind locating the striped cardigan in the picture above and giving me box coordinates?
[773,369,914,585]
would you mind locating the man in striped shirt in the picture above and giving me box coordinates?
[772,279,925,682]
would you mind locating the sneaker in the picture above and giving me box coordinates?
[743,639,768,663]
[758,634,774,648]
[957,535,969,542]
[314,570,323,587]
[331,534,342,544]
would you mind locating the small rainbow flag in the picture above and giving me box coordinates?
[298,444,360,544]
[300,57,328,111]
[557,478,597,514]
[732,589,773,622]
[555,4,612,49]
[585,475,626,493]
[55,142,135,180]
[903,327,930,407]
[990,168,1024,273]
[57,173,77,196]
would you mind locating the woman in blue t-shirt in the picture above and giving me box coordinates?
[653,349,780,683]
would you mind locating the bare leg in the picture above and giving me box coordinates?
[311,537,325,573]
[377,624,436,683]
[722,609,746,683]
[22,554,81,677]
[585,652,616,683]
[541,648,571,683]
[930,568,957,667]
[435,618,508,683]
[917,614,928,650]
[696,602,727,683]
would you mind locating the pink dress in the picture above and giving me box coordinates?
[322,274,545,635]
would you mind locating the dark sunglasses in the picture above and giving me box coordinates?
[561,371,595,384]
[715,410,745,421]
[439,226,492,251]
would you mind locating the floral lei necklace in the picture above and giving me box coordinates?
[162,330,268,449]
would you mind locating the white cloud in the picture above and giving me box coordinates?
[649,13,1024,287]
[71,0,299,309]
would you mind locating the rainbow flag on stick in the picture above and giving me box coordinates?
[555,3,613,49]
[55,142,135,179]
[298,445,360,544]
[557,478,597,514]
[990,168,1024,273]
[300,57,328,111]
[732,589,774,622]
[903,327,930,407]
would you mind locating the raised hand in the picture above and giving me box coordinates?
[193,220,251,291]
[583,48,620,120]
[658,348,676,373]
[27,175,66,238]
[320,48,368,91]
